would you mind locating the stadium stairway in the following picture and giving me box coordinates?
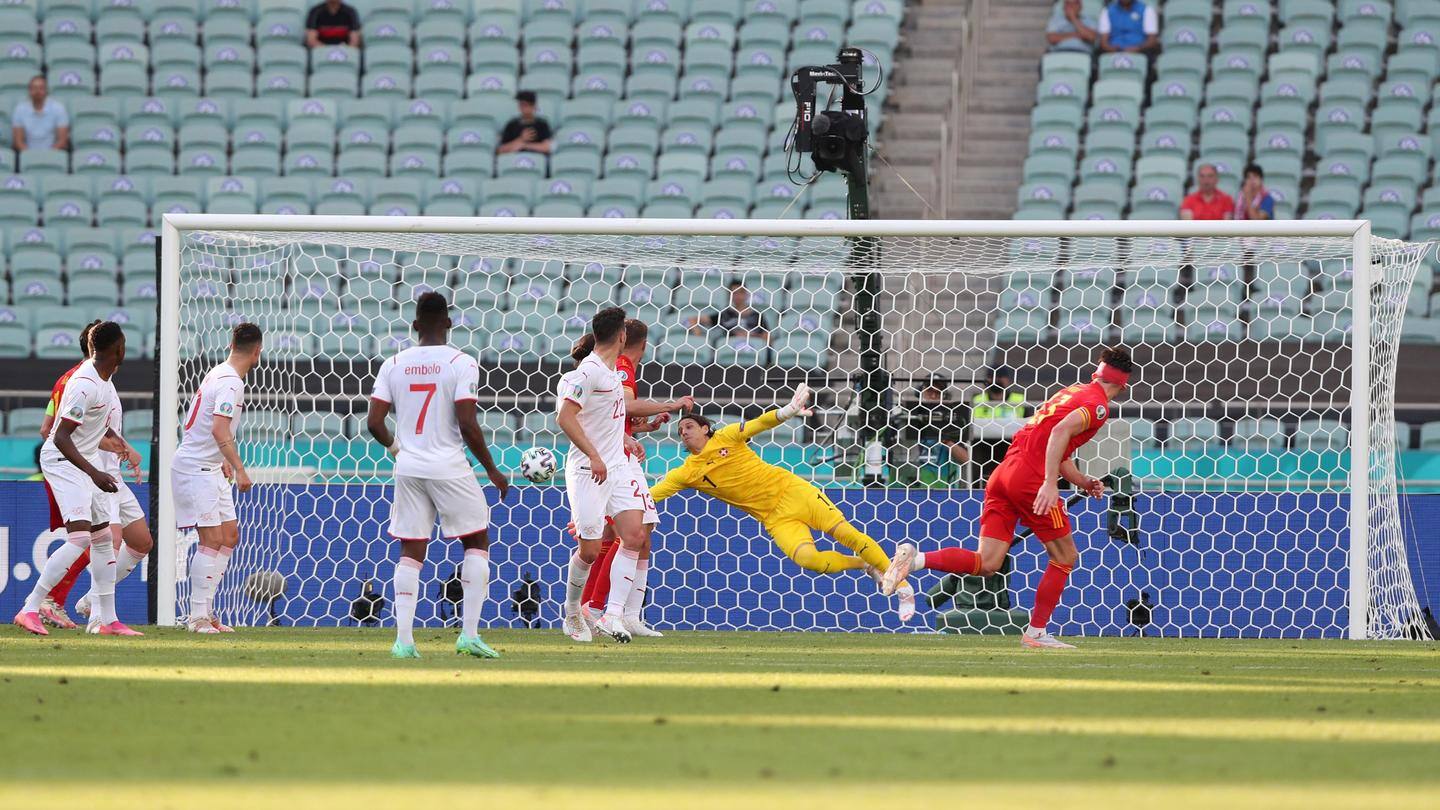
[949,0,1052,219]
[873,0,970,219]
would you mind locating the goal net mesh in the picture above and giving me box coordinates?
[166,224,1430,639]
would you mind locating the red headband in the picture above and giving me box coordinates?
[1093,362,1131,386]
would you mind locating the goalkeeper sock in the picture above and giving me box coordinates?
[460,548,489,638]
[23,531,89,613]
[604,546,640,619]
[564,552,591,616]
[623,560,649,620]
[919,547,984,576]
[188,546,218,619]
[88,530,118,625]
[1030,561,1074,629]
[790,545,865,574]
[828,521,894,572]
[393,557,422,645]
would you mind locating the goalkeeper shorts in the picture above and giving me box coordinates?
[763,483,846,558]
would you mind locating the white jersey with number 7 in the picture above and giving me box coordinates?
[371,345,480,481]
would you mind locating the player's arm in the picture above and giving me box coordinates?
[625,393,694,419]
[456,399,510,501]
[1059,458,1105,498]
[648,465,690,503]
[1033,409,1088,514]
[366,360,399,455]
[729,384,814,441]
[39,409,54,438]
[557,399,607,483]
[54,418,116,493]
[211,414,252,492]
[100,428,143,482]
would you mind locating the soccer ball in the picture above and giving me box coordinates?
[520,446,558,483]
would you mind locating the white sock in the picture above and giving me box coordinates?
[604,546,640,619]
[460,548,489,638]
[114,543,146,585]
[23,531,89,613]
[393,557,421,645]
[914,551,927,570]
[89,530,118,625]
[564,552,591,615]
[189,546,218,619]
[623,560,649,620]
[207,546,234,619]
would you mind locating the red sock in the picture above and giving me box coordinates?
[920,547,984,576]
[1029,561,1074,629]
[584,539,619,612]
[49,549,91,607]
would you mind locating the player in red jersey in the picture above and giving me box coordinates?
[883,346,1134,649]
[575,318,690,639]
[35,320,101,629]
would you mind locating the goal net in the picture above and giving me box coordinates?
[158,216,1431,640]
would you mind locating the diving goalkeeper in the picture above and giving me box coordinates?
[650,385,916,620]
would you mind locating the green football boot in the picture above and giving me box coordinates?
[455,634,500,659]
[391,640,421,659]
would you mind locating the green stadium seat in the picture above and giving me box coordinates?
[1277,23,1332,60]
[1314,102,1367,152]
[257,69,305,99]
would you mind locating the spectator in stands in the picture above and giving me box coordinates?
[1180,164,1235,221]
[970,365,1028,481]
[1098,0,1159,55]
[1046,0,1099,53]
[496,91,554,155]
[689,281,771,342]
[902,377,971,482]
[11,76,68,153]
[1235,163,1275,221]
[305,0,361,48]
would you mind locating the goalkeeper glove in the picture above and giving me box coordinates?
[776,383,814,421]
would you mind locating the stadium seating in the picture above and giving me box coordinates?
[1017,0,1440,345]
[0,1,906,365]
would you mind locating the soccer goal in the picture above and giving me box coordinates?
[156,215,1431,640]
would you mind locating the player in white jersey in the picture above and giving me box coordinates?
[14,322,142,636]
[556,307,690,644]
[171,323,263,634]
[74,403,154,631]
[367,292,511,660]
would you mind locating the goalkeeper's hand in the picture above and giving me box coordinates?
[777,383,813,421]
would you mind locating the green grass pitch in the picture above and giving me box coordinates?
[1,627,1437,809]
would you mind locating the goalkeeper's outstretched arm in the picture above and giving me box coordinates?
[728,385,815,442]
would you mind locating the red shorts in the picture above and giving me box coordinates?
[44,479,62,532]
[978,461,1072,543]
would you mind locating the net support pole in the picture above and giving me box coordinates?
[157,219,182,626]
[1348,221,1372,641]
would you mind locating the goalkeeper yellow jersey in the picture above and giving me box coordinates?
[650,409,808,521]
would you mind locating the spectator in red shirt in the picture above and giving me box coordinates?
[306,0,361,48]
[1180,164,1235,220]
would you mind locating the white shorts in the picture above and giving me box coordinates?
[42,456,115,526]
[566,456,658,540]
[112,484,145,527]
[172,469,236,529]
[389,474,491,541]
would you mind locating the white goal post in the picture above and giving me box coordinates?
[156,215,1431,640]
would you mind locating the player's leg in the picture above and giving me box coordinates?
[767,517,865,574]
[432,476,500,659]
[612,461,662,637]
[882,476,1017,594]
[389,476,436,658]
[808,488,918,620]
[1023,533,1079,649]
[597,509,648,642]
[16,462,102,635]
[40,479,85,628]
[78,491,151,621]
[176,470,236,631]
[562,471,607,642]
[581,525,617,615]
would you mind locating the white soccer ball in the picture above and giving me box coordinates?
[520,446,558,483]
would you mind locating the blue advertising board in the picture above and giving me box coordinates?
[3,482,1436,637]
